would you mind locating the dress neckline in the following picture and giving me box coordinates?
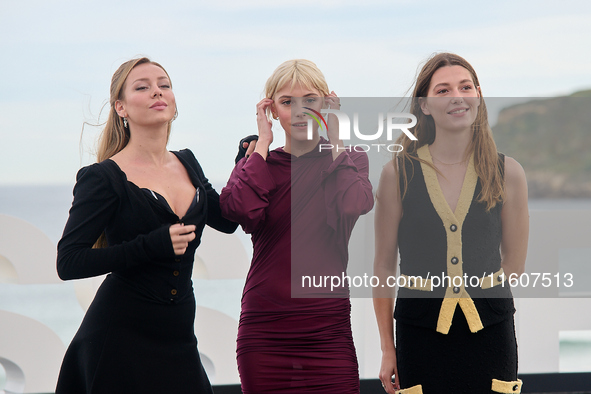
[417,144,477,224]
[142,187,201,219]
[105,152,200,220]
[274,137,332,160]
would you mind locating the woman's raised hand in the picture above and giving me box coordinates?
[325,92,341,141]
[256,99,274,143]
[254,98,275,160]
[324,91,344,159]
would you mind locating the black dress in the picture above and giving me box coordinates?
[393,145,521,394]
[55,149,237,394]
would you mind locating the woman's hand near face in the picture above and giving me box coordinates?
[255,98,274,160]
[169,223,196,256]
[324,91,345,160]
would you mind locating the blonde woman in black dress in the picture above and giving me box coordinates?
[55,57,237,393]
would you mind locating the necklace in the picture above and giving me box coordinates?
[431,155,467,166]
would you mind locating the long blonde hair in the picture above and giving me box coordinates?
[96,57,175,162]
[94,57,174,247]
[396,53,504,211]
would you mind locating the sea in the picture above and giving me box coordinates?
[1,185,591,386]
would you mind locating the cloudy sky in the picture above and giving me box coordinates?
[1,0,590,185]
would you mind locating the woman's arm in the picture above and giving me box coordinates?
[220,153,277,234]
[500,156,529,278]
[178,149,239,234]
[324,91,346,161]
[321,150,374,232]
[373,160,402,393]
[204,183,239,234]
[57,164,177,280]
[220,98,278,233]
[254,98,274,161]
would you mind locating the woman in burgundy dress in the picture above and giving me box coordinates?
[220,59,374,393]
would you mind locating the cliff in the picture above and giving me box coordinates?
[492,91,591,198]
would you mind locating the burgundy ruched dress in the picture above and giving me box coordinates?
[220,140,373,393]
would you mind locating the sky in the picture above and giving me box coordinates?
[1,0,591,185]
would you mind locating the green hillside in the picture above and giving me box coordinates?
[492,91,591,198]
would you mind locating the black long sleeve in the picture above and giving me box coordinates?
[57,164,174,280]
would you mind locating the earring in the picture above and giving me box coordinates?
[123,117,128,128]
[272,113,278,120]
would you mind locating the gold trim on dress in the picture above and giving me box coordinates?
[481,268,506,289]
[417,145,483,334]
[491,378,523,393]
[395,384,423,394]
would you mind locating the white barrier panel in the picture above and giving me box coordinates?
[0,215,60,284]
[515,210,591,373]
[0,311,65,393]
[1,209,591,391]
[0,215,65,392]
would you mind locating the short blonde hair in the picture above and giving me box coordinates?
[264,59,329,100]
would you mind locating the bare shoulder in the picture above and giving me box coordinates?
[504,156,527,185]
[382,159,397,175]
[377,159,401,199]
[379,159,398,186]
[503,156,528,202]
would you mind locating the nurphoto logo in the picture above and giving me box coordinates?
[305,107,418,153]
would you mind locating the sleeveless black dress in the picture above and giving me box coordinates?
[393,145,522,394]
[55,149,237,393]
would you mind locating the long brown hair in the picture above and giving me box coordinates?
[94,57,175,247]
[396,53,504,211]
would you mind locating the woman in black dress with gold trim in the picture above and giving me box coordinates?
[373,53,529,393]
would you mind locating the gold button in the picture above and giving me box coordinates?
[173,270,180,276]
[175,258,181,262]
[171,289,177,295]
